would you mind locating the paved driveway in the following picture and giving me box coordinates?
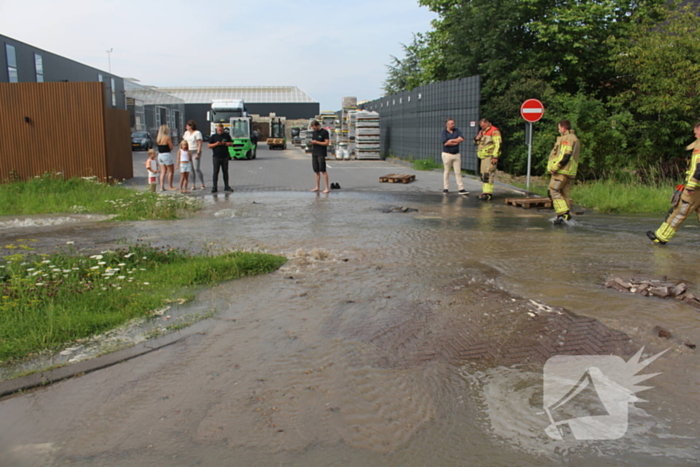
[129,144,517,196]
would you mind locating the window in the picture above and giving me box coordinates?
[98,74,103,82]
[156,106,168,127]
[34,54,43,82]
[110,78,116,106]
[5,44,18,82]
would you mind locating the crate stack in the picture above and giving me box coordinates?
[347,110,357,158]
[355,111,381,160]
[335,96,357,160]
[319,111,337,156]
[303,119,315,153]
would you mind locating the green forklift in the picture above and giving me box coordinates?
[228,116,257,160]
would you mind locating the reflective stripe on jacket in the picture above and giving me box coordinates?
[684,139,700,189]
[547,130,580,177]
[476,125,502,159]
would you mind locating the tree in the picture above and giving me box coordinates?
[609,5,700,169]
[383,36,427,95]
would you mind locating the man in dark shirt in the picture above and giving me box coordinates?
[310,120,331,193]
[208,124,234,193]
[441,119,468,194]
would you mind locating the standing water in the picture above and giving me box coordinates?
[0,191,698,466]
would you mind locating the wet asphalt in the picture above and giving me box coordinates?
[1,145,699,466]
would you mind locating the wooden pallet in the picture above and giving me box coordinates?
[379,174,416,184]
[504,197,552,209]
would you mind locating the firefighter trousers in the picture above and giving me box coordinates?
[654,188,700,242]
[549,174,572,215]
[480,157,496,194]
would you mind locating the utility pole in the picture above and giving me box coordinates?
[106,48,113,73]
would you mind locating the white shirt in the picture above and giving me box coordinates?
[179,149,191,163]
[183,130,203,153]
[147,159,158,177]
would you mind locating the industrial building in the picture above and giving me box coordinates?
[1,34,125,109]
[125,80,185,141]
[153,86,319,136]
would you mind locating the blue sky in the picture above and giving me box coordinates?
[0,0,436,110]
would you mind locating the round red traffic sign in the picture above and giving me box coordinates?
[521,99,544,123]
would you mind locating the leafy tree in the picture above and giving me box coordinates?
[609,5,700,171]
[383,36,428,95]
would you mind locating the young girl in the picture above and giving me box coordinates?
[176,140,192,193]
[144,149,159,192]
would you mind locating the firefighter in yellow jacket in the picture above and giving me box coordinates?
[547,119,580,225]
[474,118,501,200]
[647,122,700,244]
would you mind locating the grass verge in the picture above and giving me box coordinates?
[0,174,201,220]
[501,174,673,214]
[412,159,443,171]
[0,241,286,362]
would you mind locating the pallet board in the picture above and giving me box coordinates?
[505,197,552,209]
[379,174,416,184]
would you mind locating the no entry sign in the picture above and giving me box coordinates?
[521,99,544,123]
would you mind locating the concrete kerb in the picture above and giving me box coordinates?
[0,322,211,400]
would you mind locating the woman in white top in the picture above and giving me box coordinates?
[183,120,204,190]
[156,125,175,191]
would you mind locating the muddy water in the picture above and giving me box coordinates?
[1,192,699,466]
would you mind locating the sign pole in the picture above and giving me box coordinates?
[520,99,545,195]
[526,122,532,193]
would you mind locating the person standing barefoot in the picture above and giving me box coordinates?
[177,140,192,193]
[309,120,331,193]
[156,125,175,191]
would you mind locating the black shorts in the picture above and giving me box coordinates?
[312,155,326,173]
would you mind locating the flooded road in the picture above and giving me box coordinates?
[1,188,699,466]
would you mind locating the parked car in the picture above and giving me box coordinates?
[131,131,153,151]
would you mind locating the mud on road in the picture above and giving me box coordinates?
[1,189,699,466]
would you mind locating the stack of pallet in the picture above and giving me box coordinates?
[318,111,337,157]
[355,111,381,160]
[347,110,357,158]
[335,97,357,160]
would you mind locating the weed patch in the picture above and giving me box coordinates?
[0,241,286,362]
[0,174,201,220]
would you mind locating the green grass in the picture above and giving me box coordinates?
[571,180,672,214]
[507,178,673,214]
[412,159,443,171]
[0,174,201,220]
[0,241,287,362]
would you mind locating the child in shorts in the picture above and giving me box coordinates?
[145,149,159,192]
[177,140,192,193]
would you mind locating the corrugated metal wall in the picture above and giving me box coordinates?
[0,82,132,182]
[360,76,481,172]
